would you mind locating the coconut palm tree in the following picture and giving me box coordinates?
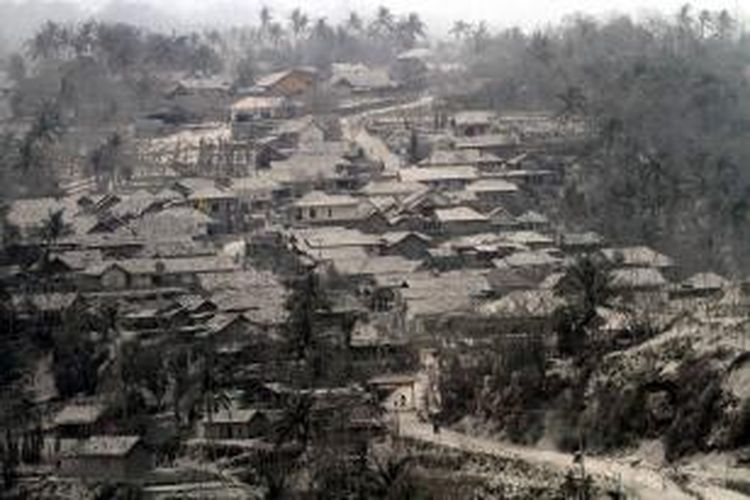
[471,21,490,52]
[289,8,309,40]
[371,6,395,39]
[553,254,613,356]
[38,209,68,265]
[259,6,273,40]
[397,13,425,49]
[274,391,313,448]
[312,18,333,42]
[450,20,472,41]
[346,12,364,34]
[268,23,285,49]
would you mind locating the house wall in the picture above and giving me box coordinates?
[203,418,268,440]
[60,448,152,481]
[295,204,360,223]
[101,267,129,289]
[382,383,417,413]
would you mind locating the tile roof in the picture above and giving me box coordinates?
[480,289,564,318]
[85,256,235,276]
[434,206,489,223]
[71,436,141,457]
[497,250,562,268]
[681,272,729,290]
[54,403,107,426]
[402,270,489,317]
[602,246,674,268]
[466,179,519,193]
[399,166,478,183]
[360,180,427,197]
[611,267,668,289]
[420,149,502,166]
[293,191,360,207]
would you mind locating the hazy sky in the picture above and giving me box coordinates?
[85,0,745,30]
[2,0,747,37]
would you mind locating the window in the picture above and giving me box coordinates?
[309,208,317,219]
[327,208,333,218]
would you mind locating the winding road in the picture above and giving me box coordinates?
[398,414,748,500]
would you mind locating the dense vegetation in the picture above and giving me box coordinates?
[463,7,750,274]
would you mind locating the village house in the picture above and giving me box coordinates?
[451,111,497,137]
[401,270,491,338]
[291,191,363,225]
[330,63,399,98]
[171,178,241,234]
[378,232,433,260]
[368,374,420,414]
[559,231,605,254]
[82,256,235,291]
[432,206,490,236]
[272,115,327,150]
[610,267,669,300]
[670,272,730,300]
[167,77,232,122]
[419,149,503,171]
[465,178,519,207]
[53,402,110,440]
[251,67,318,97]
[59,436,153,482]
[479,289,565,337]
[393,47,430,88]
[201,407,271,440]
[515,210,551,232]
[231,176,291,214]
[230,95,293,139]
[399,166,478,191]
[10,292,83,336]
[265,153,356,194]
[494,250,564,282]
[454,134,520,156]
[601,246,675,271]
[199,269,289,331]
[360,180,427,200]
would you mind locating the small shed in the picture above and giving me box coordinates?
[202,408,270,440]
[60,436,153,481]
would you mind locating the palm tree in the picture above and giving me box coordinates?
[259,6,273,39]
[274,392,313,448]
[363,450,416,498]
[28,21,68,60]
[371,6,395,38]
[556,86,587,122]
[715,9,734,40]
[38,209,68,264]
[471,21,490,52]
[289,8,309,40]
[346,12,364,34]
[312,18,333,42]
[450,20,472,41]
[268,23,285,49]
[397,13,425,49]
[553,255,613,356]
[698,10,713,39]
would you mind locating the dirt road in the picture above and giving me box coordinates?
[399,415,747,500]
